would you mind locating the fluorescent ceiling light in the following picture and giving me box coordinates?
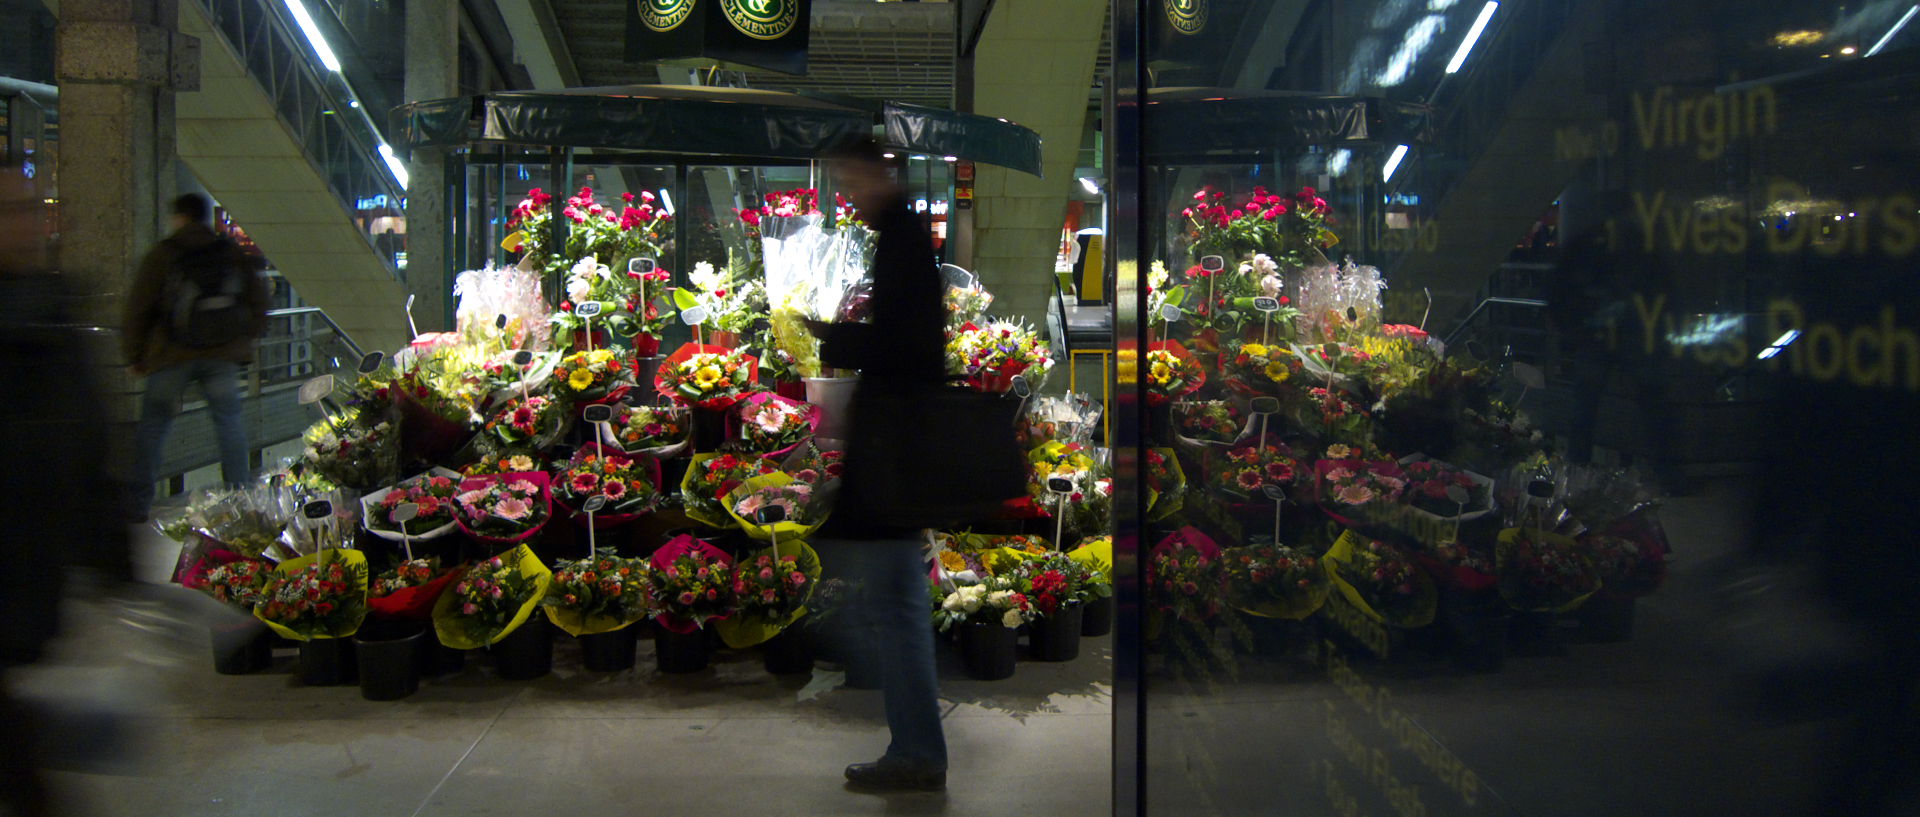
[1757,329,1801,359]
[282,0,342,72]
[1382,144,1410,181]
[377,143,408,187]
[1867,4,1918,57]
[1445,2,1499,74]
[942,156,959,162]
[658,188,675,216]
[1078,177,1101,195]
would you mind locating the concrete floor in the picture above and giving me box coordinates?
[18,478,1872,817]
[17,527,1113,817]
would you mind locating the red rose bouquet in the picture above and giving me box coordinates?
[1147,527,1223,624]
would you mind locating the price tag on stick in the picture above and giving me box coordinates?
[1047,476,1075,551]
[756,506,787,557]
[1444,485,1470,545]
[404,295,419,339]
[681,305,708,346]
[1512,362,1546,408]
[1253,296,1280,344]
[391,502,419,561]
[1200,255,1224,321]
[582,404,615,447]
[298,375,334,406]
[1248,396,1280,444]
[575,301,603,352]
[356,351,385,375]
[582,495,608,557]
[511,350,535,401]
[1011,375,1031,399]
[1262,484,1286,545]
[303,499,334,520]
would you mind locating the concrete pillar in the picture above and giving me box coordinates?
[55,0,197,446]
[404,0,458,333]
[965,0,1105,328]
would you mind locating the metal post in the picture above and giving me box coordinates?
[1110,0,1149,814]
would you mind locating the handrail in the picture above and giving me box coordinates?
[186,0,407,284]
[1441,296,1547,347]
[265,306,365,359]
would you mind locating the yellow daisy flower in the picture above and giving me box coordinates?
[939,551,967,572]
[568,368,594,390]
[692,365,724,389]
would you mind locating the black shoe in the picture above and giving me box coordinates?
[844,757,946,792]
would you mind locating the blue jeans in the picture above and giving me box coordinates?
[822,536,948,769]
[129,359,251,514]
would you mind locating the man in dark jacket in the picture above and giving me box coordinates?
[122,194,270,520]
[809,138,950,792]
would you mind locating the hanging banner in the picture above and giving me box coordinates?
[626,0,813,76]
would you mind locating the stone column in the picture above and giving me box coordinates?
[55,0,197,447]
[404,0,458,332]
[965,0,1105,328]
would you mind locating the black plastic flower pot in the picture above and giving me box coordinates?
[691,408,727,450]
[654,627,713,674]
[354,624,426,701]
[761,627,814,675]
[1447,607,1509,673]
[419,636,468,676]
[210,622,273,675]
[491,616,553,680]
[1081,595,1115,637]
[579,628,638,672]
[1576,594,1636,643]
[958,621,1018,680]
[298,637,358,686]
[1027,604,1085,662]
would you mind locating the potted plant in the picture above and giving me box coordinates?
[544,551,652,672]
[715,544,821,674]
[1013,553,1102,662]
[255,549,370,687]
[646,536,737,673]
[431,545,554,679]
[933,574,1033,680]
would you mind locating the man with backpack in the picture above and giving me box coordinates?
[122,194,270,521]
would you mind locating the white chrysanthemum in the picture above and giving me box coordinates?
[689,261,723,292]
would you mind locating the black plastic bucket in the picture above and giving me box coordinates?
[579,627,638,672]
[1027,604,1085,662]
[492,616,553,680]
[354,623,426,701]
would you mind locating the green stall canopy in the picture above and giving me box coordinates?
[392,85,1043,176]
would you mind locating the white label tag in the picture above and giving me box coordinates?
[1512,362,1546,390]
[1158,304,1182,322]
[681,305,708,326]
[581,404,615,424]
[356,351,385,374]
[1253,297,1280,313]
[302,500,334,520]
[575,301,604,318]
[512,350,534,366]
[1248,396,1281,415]
[629,257,656,275]
[1200,255,1226,272]
[390,502,420,523]
[582,496,609,513]
[297,375,334,405]
[1010,376,1031,398]
[1261,484,1287,501]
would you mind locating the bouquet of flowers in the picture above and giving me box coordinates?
[301,407,399,493]
[484,394,564,447]
[1419,540,1500,592]
[543,552,652,636]
[680,261,767,338]
[730,393,819,458]
[681,452,781,528]
[181,484,298,559]
[723,472,830,542]
[1208,437,1304,505]
[602,404,690,459]
[1173,400,1245,447]
[1581,529,1667,598]
[254,549,370,640]
[554,444,661,525]
[361,469,463,542]
[655,343,759,410]
[453,472,553,546]
[1181,185,1335,269]
[1222,543,1328,619]
[1316,459,1407,525]
[368,557,459,619]
[1009,552,1106,617]
[946,320,1055,392]
[549,348,632,403]
[1221,341,1302,396]
[715,544,821,648]
[1323,531,1435,628]
[647,535,737,633]
[1026,440,1101,519]
[1399,458,1494,520]
[1496,528,1601,613]
[432,544,553,648]
[933,573,1036,632]
[1147,528,1223,624]
[462,451,539,477]
[781,442,846,488]
[505,186,671,281]
[1145,447,1186,522]
[201,558,274,610]
[1143,341,1205,406]
[1299,385,1372,445]
[944,280,994,329]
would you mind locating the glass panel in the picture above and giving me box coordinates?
[1115,1,1920,815]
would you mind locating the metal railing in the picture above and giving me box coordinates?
[187,0,407,284]
[1441,296,1548,348]
[247,306,366,397]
